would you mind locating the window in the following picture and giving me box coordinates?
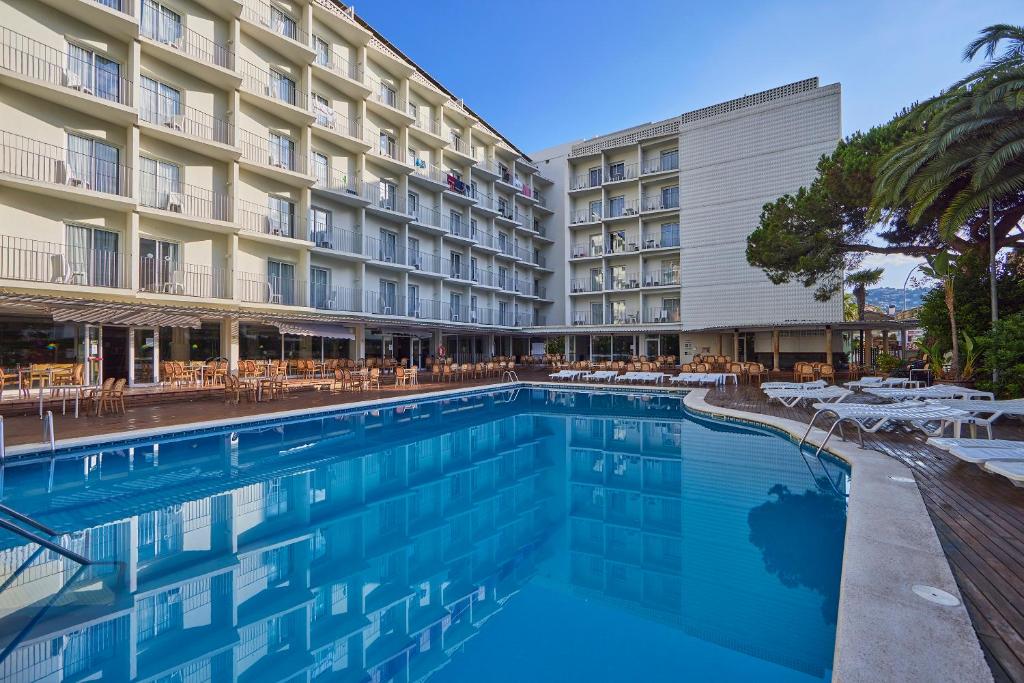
[268,132,295,170]
[310,206,331,245]
[313,35,330,66]
[408,101,418,119]
[139,157,181,211]
[66,43,122,102]
[498,301,509,325]
[450,251,462,279]
[380,230,398,262]
[268,196,295,237]
[379,279,397,313]
[66,224,119,288]
[312,92,332,127]
[661,149,679,171]
[139,76,181,127]
[378,81,397,107]
[608,162,624,182]
[268,260,296,304]
[660,222,680,247]
[589,267,602,291]
[450,292,462,321]
[407,284,419,316]
[269,69,296,104]
[379,131,396,159]
[449,210,462,235]
[588,166,602,187]
[470,257,478,282]
[497,266,508,289]
[311,151,328,183]
[661,185,679,208]
[141,0,182,47]
[608,195,625,217]
[310,267,330,309]
[270,5,297,40]
[378,180,397,210]
[407,191,419,216]
[139,237,180,293]
[588,200,602,221]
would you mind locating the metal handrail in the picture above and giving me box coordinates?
[0,516,91,565]
[43,410,55,451]
[0,503,59,537]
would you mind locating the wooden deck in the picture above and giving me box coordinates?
[704,384,1024,683]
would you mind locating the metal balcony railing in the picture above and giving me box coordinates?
[309,223,362,254]
[497,239,515,259]
[363,183,406,213]
[364,234,406,265]
[369,131,408,165]
[0,235,127,288]
[139,257,230,299]
[605,162,638,183]
[0,130,132,197]
[238,199,304,239]
[570,242,603,259]
[644,307,681,324]
[513,210,528,225]
[311,102,361,139]
[497,203,515,221]
[535,192,546,207]
[642,193,680,212]
[609,271,642,290]
[513,244,531,261]
[237,272,307,306]
[472,267,495,287]
[473,191,496,212]
[570,208,601,225]
[310,284,361,312]
[606,234,641,254]
[313,45,363,84]
[643,268,680,287]
[570,172,600,191]
[443,214,472,240]
[605,198,641,218]
[536,285,547,299]
[239,129,306,173]
[364,290,406,316]
[475,157,500,176]
[570,277,603,294]
[408,204,441,228]
[411,112,441,137]
[473,227,496,250]
[241,0,309,45]
[239,59,306,109]
[571,309,641,325]
[641,228,681,249]
[141,0,234,70]
[139,171,232,221]
[513,279,533,296]
[642,151,679,175]
[409,251,443,275]
[368,79,406,112]
[411,158,446,185]
[316,168,359,197]
[0,27,133,106]
[140,88,234,146]
[448,133,473,157]
[445,302,472,323]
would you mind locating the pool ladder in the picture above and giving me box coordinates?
[0,504,91,565]
[502,370,519,383]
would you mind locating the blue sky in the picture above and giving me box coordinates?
[356,0,1019,288]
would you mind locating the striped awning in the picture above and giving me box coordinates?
[273,322,355,339]
[51,306,202,328]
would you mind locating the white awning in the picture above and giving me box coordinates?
[51,306,202,328]
[274,322,355,339]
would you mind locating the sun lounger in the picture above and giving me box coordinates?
[983,460,1024,486]
[762,380,827,390]
[926,437,1024,452]
[923,398,1024,438]
[764,386,852,407]
[800,401,971,456]
[844,377,885,389]
[581,370,618,383]
[548,370,584,381]
[864,386,995,402]
[946,446,1024,464]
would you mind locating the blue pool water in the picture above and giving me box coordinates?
[0,387,848,682]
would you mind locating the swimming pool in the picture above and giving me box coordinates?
[0,386,848,682]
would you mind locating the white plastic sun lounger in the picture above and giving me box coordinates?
[946,446,1024,464]
[844,377,885,389]
[765,386,852,407]
[864,386,995,402]
[548,370,584,381]
[983,460,1024,486]
[926,437,1024,452]
[800,401,970,456]
[581,370,618,383]
[761,380,827,391]
[669,373,723,386]
[923,399,1024,438]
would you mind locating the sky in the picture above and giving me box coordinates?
[356,0,1019,288]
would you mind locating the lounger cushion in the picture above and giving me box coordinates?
[948,446,1024,464]
[926,438,1024,451]
[982,460,1024,484]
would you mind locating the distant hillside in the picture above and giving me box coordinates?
[866,287,930,311]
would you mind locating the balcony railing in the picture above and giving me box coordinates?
[448,133,473,157]
[570,277,603,294]
[513,279,533,296]
[535,192,547,207]
[641,228,681,249]
[364,290,406,316]
[605,198,641,218]
[239,129,307,173]
[473,226,496,250]
[140,89,233,146]
[643,268,680,287]
[513,210,528,225]
[312,102,361,139]
[571,309,641,326]
[609,271,642,290]
[364,234,406,265]
[311,283,361,312]
[409,251,444,275]
[473,191,496,212]
[642,152,679,175]
[411,112,441,137]
[241,0,309,46]
[368,79,406,112]
[641,193,680,212]
[408,204,441,228]
[141,0,234,70]
[0,27,133,106]
[644,307,681,324]
[514,244,532,261]
[475,157,500,176]
[536,285,547,299]
[237,271,307,306]
[411,158,446,185]
[0,235,127,288]
[0,130,132,197]
[238,199,304,239]
[570,172,600,191]
[473,267,496,287]
[239,59,306,110]
[606,235,641,254]
[448,262,471,281]
[443,214,472,240]
[605,162,638,183]
[497,239,515,259]
[315,168,360,197]
[369,133,408,165]
[363,183,406,213]
[570,208,601,225]
[314,46,362,84]
[139,171,231,221]
[497,203,515,221]
[309,223,362,254]
[570,242,603,258]
[139,257,230,299]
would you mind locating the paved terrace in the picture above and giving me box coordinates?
[704,385,1024,683]
[1,371,1021,680]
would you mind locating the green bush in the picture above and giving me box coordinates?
[875,353,904,374]
[977,313,1024,398]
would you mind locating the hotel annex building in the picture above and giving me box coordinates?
[0,0,843,384]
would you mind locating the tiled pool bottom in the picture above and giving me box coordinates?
[0,387,849,682]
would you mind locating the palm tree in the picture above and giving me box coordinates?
[920,253,961,379]
[847,268,884,365]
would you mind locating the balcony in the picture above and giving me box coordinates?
[309,223,364,256]
[472,267,497,289]
[473,156,500,180]
[408,204,443,232]
[473,227,498,252]
[641,192,680,214]
[0,234,128,290]
[237,272,307,307]
[311,103,367,152]
[605,198,641,221]
[0,131,134,209]
[443,214,474,243]
[605,162,638,185]
[311,283,362,313]
[364,234,407,267]
[643,268,680,288]
[410,112,444,143]
[470,190,498,216]
[0,27,135,123]
[448,261,472,283]
[139,257,230,299]
[364,290,406,316]
[570,172,601,192]
[570,243,603,259]
[409,250,444,277]
[642,152,679,176]
[238,129,315,186]
[495,239,516,260]
[608,271,642,291]
[367,79,413,125]
[644,307,681,324]
[606,234,641,255]
[35,0,138,40]
[446,133,475,164]
[409,158,447,190]
[495,203,517,227]
[513,209,528,226]
[313,168,365,206]
[363,183,408,219]
[139,0,238,88]
[367,131,413,173]
[571,308,641,326]
[239,60,312,125]
[513,244,532,262]
[570,277,603,294]
[569,207,601,226]
[138,172,233,230]
[443,174,475,205]
[238,199,308,242]
[513,278,534,296]
[641,228,681,251]
[239,0,316,63]
[139,90,237,159]
[312,47,368,99]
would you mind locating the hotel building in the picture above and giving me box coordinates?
[0,0,556,384]
[531,79,847,367]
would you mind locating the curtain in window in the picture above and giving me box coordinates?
[66,44,93,92]
[94,54,121,103]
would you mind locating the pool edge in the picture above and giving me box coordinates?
[682,388,992,683]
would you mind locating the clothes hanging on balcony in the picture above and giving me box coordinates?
[454,179,466,193]
[446,174,457,191]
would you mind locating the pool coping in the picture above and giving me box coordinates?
[1,381,994,681]
[681,388,992,683]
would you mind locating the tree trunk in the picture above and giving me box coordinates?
[856,287,866,366]
[945,281,960,379]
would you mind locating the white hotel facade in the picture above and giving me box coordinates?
[0,0,844,383]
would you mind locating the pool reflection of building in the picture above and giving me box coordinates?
[0,395,556,683]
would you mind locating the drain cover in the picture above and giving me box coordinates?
[912,585,960,606]
[889,475,915,483]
